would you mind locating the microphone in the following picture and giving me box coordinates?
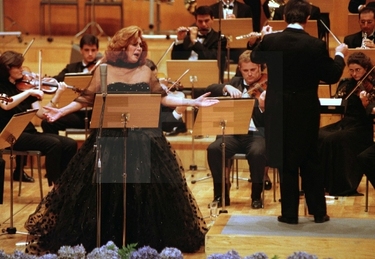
[100,63,107,94]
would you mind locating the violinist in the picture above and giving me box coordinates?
[41,34,100,135]
[145,59,187,136]
[0,50,77,185]
[318,51,375,196]
[205,50,270,209]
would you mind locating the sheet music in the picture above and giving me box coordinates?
[319,98,342,106]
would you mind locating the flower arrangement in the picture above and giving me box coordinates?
[0,242,323,259]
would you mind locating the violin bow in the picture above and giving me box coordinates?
[345,65,375,100]
[168,69,190,91]
[319,20,341,45]
[22,38,35,57]
[38,50,43,91]
[156,41,175,68]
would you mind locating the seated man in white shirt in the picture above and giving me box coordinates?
[205,50,270,209]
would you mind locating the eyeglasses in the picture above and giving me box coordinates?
[349,67,365,74]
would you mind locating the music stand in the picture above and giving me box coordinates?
[212,18,252,81]
[212,18,253,49]
[192,98,255,213]
[166,60,219,176]
[0,109,38,236]
[90,93,160,247]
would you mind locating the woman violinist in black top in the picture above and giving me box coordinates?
[319,51,375,196]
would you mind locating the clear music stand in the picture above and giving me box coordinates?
[192,98,255,213]
[90,93,160,247]
[0,109,38,236]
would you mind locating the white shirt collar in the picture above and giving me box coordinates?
[287,23,304,30]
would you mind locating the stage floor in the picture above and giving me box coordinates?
[206,214,375,258]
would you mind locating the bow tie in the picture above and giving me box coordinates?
[223,4,233,9]
[82,61,96,69]
[198,34,207,39]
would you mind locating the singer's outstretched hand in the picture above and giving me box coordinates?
[43,106,63,122]
[193,92,220,107]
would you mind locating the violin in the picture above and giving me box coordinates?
[16,67,82,94]
[248,73,267,98]
[165,79,184,92]
[0,93,13,104]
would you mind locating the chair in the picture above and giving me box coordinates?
[0,149,44,200]
[230,153,279,208]
[84,0,124,29]
[39,0,80,35]
[230,153,251,189]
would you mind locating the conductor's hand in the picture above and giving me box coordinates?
[336,43,348,56]
[43,106,63,122]
[224,85,242,98]
[193,92,219,107]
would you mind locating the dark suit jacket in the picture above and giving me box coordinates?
[209,1,252,19]
[205,76,264,135]
[171,29,227,82]
[348,0,375,13]
[53,62,87,82]
[273,4,329,40]
[251,28,345,169]
[159,105,185,132]
[344,31,364,48]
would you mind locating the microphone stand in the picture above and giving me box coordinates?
[217,0,224,83]
[93,64,107,247]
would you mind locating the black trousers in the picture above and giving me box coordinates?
[13,132,77,185]
[279,145,327,219]
[41,110,92,135]
[207,132,266,200]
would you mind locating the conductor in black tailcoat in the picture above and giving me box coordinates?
[273,1,329,40]
[250,0,347,224]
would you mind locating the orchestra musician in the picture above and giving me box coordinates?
[41,34,100,135]
[243,0,271,32]
[319,51,375,196]
[205,50,270,209]
[209,0,252,20]
[171,5,227,85]
[145,58,188,136]
[209,0,252,64]
[344,7,375,49]
[0,50,77,185]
